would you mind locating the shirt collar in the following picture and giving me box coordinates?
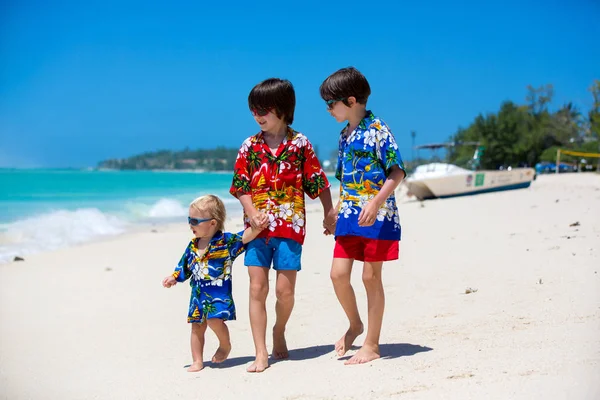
[192,230,224,247]
[254,126,295,144]
[340,110,376,137]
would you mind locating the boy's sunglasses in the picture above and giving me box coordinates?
[251,107,271,117]
[188,217,213,226]
[325,98,347,110]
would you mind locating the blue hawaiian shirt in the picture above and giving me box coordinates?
[172,231,245,323]
[335,110,405,241]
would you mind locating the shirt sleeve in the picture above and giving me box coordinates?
[301,139,331,200]
[172,243,193,282]
[229,141,252,197]
[378,125,405,177]
[225,231,246,260]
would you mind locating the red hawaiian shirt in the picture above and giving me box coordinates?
[229,127,330,245]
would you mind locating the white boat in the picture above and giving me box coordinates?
[405,164,535,200]
[403,143,536,200]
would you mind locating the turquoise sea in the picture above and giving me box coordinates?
[0,169,242,263]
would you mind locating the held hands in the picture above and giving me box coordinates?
[248,210,269,231]
[162,276,177,288]
[242,212,270,244]
[358,201,379,227]
[258,216,270,230]
[323,209,338,236]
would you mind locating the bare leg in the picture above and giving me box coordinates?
[330,257,364,356]
[247,266,270,373]
[207,318,231,363]
[272,270,297,359]
[188,321,208,372]
[346,261,384,365]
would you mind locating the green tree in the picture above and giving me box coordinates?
[589,80,600,141]
[447,83,588,169]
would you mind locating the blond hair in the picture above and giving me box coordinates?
[189,194,226,231]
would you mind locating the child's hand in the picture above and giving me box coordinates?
[325,208,338,223]
[323,210,337,235]
[162,276,177,288]
[323,219,336,235]
[258,215,270,230]
[358,202,379,227]
[249,211,269,230]
[250,218,269,234]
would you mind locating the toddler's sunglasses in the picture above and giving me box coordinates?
[188,217,213,226]
[325,98,347,110]
[251,107,271,117]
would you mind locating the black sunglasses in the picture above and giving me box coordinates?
[188,217,213,226]
[325,98,347,110]
[251,107,271,117]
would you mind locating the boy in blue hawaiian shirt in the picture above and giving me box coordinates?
[320,67,406,365]
[162,195,267,372]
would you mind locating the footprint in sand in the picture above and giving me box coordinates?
[447,373,475,379]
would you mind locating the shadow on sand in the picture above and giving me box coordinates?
[197,344,335,369]
[186,342,432,369]
[337,343,433,362]
[282,342,433,362]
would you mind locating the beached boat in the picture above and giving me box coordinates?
[404,143,536,200]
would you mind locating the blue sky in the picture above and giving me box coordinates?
[1,0,598,168]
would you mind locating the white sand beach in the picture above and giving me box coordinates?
[1,173,599,400]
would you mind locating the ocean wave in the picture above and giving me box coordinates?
[0,208,128,264]
[123,198,189,219]
[124,197,240,220]
[148,198,188,218]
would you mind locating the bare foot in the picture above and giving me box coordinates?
[344,345,380,365]
[187,361,204,372]
[335,324,364,356]
[246,356,269,373]
[211,342,231,363]
[272,329,289,359]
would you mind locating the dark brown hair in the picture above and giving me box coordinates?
[319,67,371,106]
[248,78,296,125]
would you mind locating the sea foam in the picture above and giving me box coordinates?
[0,208,128,264]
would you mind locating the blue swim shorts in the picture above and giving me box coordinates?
[244,237,302,271]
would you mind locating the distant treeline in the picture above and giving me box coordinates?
[98,147,239,171]
[99,144,327,171]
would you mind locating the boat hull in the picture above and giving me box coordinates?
[405,168,536,200]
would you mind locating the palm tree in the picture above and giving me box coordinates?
[552,102,584,146]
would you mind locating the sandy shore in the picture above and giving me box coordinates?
[1,173,599,400]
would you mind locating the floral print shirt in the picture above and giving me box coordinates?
[230,127,330,245]
[172,231,245,287]
[335,111,405,240]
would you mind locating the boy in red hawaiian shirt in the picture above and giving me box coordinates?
[230,78,333,373]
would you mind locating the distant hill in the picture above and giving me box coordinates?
[98,147,239,171]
